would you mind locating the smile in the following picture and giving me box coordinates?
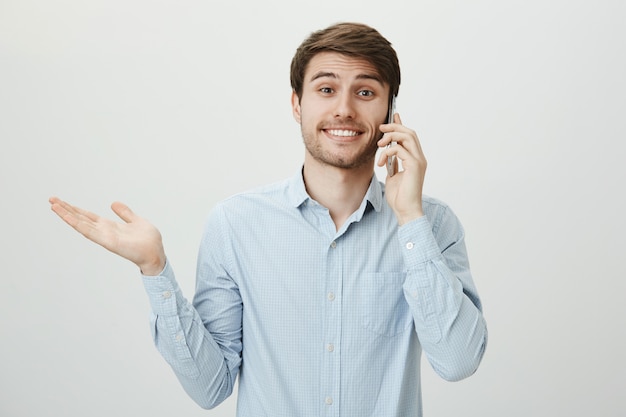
[325,129,361,137]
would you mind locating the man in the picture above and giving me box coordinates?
[50,22,487,416]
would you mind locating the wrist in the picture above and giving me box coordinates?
[396,209,424,226]
[139,253,166,276]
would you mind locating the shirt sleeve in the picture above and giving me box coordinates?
[141,248,241,409]
[399,207,488,381]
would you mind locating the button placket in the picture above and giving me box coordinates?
[322,236,341,415]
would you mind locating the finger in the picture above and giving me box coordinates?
[50,200,77,226]
[50,196,72,213]
[49,196,65,216]
[377,149,389,167]
[111,201,135,223]
[378,132,392,147]
[378,124,417,147]
[50,198,78,223]
[49,197,77,216]
[50,198,106,234]
[57,199,100,222]
[377,146,401,169]
[381,112,402,129]
[51,202,97,236]
[379,140,424,171]
[392,130,423,158]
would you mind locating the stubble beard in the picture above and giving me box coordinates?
[301,127,381,170]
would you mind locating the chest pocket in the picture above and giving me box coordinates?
[359,272,413,337]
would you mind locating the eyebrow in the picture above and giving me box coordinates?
[309,71,384,85]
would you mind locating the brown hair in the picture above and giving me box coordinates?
[290,22,401,102]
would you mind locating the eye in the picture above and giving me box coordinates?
[319,87,334,94]
[357,89,374,97]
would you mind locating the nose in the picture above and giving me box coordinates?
[333,93,356,119]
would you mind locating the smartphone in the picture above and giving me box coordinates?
[386,95,397,176]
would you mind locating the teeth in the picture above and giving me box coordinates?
[328,129,359,137]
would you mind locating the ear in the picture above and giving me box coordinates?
[291,90,302,124]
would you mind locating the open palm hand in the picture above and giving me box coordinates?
[49,197,166,275]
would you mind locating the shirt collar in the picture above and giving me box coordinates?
[287,166,384,213]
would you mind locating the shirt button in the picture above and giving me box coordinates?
[326,343,334,352]
[162,291,172,299]
[175,333,183,342]
[406,242,414,250]
[330,241,337,249]
[325,396,333,405]
[327,292,335,301]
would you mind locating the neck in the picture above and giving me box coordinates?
[302,157,374,230]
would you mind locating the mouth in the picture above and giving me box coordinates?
[323,128,364,141]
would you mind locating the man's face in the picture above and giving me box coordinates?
[291,52,390,170]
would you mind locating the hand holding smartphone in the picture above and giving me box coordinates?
[386,95,397,176]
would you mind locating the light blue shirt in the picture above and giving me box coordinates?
[142,170,487,416]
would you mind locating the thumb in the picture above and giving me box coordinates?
[111,201,135,223]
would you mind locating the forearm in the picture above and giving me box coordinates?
[399,216,488,381]
[142,261,239,409]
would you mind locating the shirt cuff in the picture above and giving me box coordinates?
[141,260,182,317]
[397,215,442,269]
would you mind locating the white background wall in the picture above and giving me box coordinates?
[1,0,624,415]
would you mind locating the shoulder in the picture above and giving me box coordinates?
[223,178,291,205]
[208,178,293,221]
